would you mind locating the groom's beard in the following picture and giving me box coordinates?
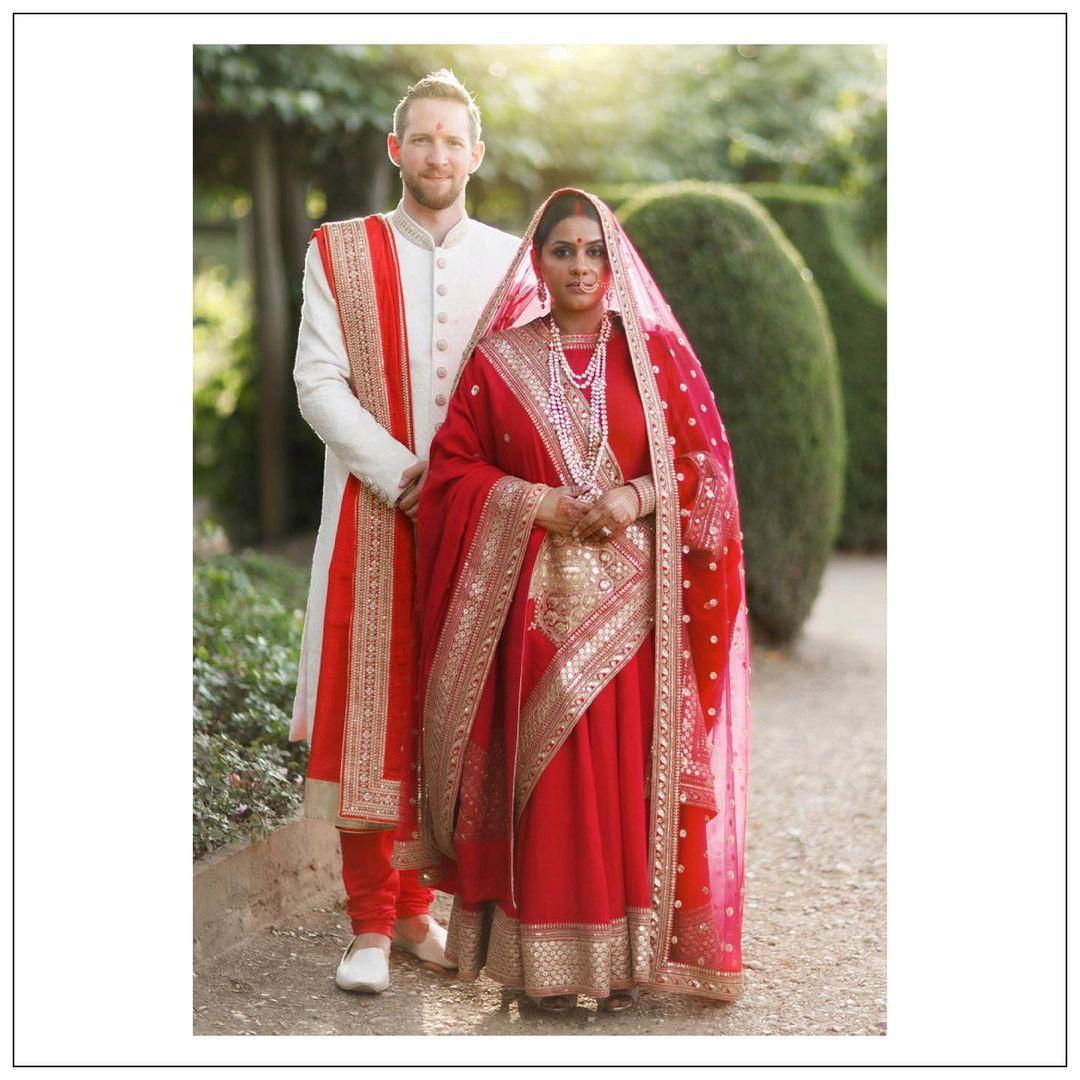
[401,170,467,211]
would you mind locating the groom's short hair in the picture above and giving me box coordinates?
[393,69,482,145]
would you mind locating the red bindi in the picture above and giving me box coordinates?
[576,236,583,243]
[436,121,443,130]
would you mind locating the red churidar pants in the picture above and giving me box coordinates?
[338,828,434,936]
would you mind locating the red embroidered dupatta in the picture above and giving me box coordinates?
[394,190,750,1000]
[303,216,419,831]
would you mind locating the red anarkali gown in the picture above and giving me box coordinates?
[403,320,723,999]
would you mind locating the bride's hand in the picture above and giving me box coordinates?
[536,486,591,536]
[572,485,639,540]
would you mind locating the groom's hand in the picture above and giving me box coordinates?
[396,460,429,521]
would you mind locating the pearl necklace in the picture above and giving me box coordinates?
[547,312,611,495]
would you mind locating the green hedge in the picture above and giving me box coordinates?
[590,183,654,213]
[743,184,886,549]
[620,182,846,644]
[193,550,309,858]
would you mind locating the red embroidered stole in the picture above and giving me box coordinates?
[304,216,417,830]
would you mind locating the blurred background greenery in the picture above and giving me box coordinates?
[193,43,886,852]
[194,43,885,543]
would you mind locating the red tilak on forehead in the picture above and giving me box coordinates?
[435,121,443,130]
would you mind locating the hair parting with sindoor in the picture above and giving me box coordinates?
[533,191,603,250]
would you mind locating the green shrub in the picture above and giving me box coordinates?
[193,551,310,858]
[620,182,845,643]
[590,183,653,213]
[744,184,886,550]
[194,262,325,546]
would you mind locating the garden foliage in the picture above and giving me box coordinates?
[193,550,309,857]
[744,184,886,549]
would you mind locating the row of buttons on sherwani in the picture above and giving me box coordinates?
[388,203,472,444]
[434,254,449,407]
[388,202,521,450]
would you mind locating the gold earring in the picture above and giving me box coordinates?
[537,278,547,305]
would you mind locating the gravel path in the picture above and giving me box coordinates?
[193,553,885,1036]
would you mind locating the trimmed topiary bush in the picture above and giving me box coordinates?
[744,184,886,550]
[590,183,652,213]
[620,182,845,644]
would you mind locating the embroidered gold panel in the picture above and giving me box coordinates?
[422,475,549,858]
[322,217,411,825]
[516,522,655,819]
[528,531,639,646]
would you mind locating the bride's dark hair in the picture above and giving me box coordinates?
[533,191,603,250]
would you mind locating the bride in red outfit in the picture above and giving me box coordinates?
[393,189,750,1012]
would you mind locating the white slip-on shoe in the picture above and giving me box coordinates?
[392,916,455,969]
[335,936,390,993]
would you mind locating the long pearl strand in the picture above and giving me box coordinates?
[547,311,611,496]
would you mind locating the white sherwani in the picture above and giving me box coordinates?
[290,201,521,741]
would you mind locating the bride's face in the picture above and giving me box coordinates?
[535,214,612,315]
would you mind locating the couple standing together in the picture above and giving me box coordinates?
[289,70,750,1013]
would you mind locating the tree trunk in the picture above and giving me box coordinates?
[362,125,393,213]
[249,115,290,542]
[280,141,311,282]
[323,123,393,222]
[279,141,311,344]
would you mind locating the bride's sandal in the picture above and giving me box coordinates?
[532,993,578,1013]
[598,989,639,1012]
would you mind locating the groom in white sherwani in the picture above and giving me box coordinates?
[289,69,520,994]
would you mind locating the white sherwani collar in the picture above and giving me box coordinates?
[390,200,470,251]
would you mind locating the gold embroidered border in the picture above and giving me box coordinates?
[423,476,549,856]
[444,898,492,979]
[388,838,433,871]
[447,898,652,998]
[324,218,407,825]
[650,966,744,1001]
[302,778,394,832]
